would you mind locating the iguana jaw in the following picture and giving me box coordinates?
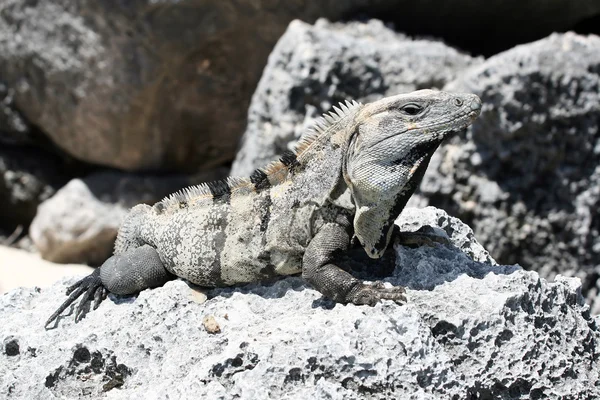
[345,90,482,258]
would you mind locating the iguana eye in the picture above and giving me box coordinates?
[401,103,422,115]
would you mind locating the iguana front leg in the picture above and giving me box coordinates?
[45,244,174,328]
[302,222,407,305]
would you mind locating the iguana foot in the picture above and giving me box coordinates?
[394,225,451,247]
[46,245,173,328]
[45,268,107,329]
[347,281,407,306]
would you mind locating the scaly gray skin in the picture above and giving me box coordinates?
[46,90,482,328]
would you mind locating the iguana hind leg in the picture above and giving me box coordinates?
[302,222,406,306]
[45,244,173,328]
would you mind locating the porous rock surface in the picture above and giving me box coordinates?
[231,19,479,176]
[419,32,600,312]
[2,208,598,399]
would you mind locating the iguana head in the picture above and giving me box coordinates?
[345,90,481,258]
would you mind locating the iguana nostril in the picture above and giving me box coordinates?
[454,98,463,106]
[470,97,482,112]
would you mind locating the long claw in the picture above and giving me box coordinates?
[44,285,87,329]
[45,269,106,329]
[75,285,98,322]
[93,286,104,310]
[66,280,82,295]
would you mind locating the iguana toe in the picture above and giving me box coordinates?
[347,281,407,306]
[45,269,106,329]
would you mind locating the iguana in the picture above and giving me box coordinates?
[46,89,481,328]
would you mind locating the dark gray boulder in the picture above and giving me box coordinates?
[232,19,479,176]
[0,0,341,171]
[1,207,598,398]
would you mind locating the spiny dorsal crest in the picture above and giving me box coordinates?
[294,99,361,154]
[155,99,362,213]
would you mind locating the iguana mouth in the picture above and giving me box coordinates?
[424,109,479,134]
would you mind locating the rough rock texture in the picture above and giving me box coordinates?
[415,32,600,312]
[2,208,598,399]
[0,147,69,232]
[232,19,478,176]
[29,168,226,265]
